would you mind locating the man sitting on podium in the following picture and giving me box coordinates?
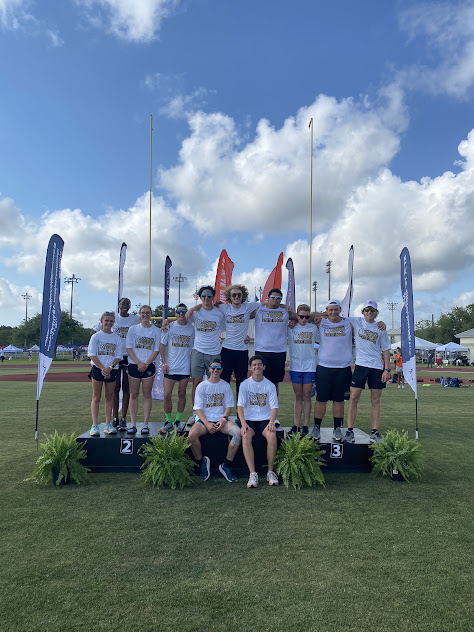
[189,360,242,483]
[342,300,391,444]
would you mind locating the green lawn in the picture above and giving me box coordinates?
[1,378,473,632]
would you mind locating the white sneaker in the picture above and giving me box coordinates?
[398,385,401,389]
[402,385,405,389]
[267,471,279,486]
[247,472,259,488]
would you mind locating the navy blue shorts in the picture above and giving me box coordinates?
[127,363,156,379]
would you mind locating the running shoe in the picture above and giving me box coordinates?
[219,463,237,483]
[141,425,150,434]
[341,429,355,444]
[112,417,119,428]
[310,425,320,441]
[199,456,210,481]
[274,419,281,427]
[159,421,174,435]
[90,424,100,437]
[127,425,137,434]
[301,426,309,438]
[369,430,383,443]
[104,423,117,434]
[247,472,259,488]
[332,427,343,442]
[287,425,299,438]
[267,471,279,486]
[118,418,127,431]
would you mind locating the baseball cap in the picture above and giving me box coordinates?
[363,300,378,310]
[325,299,341,309]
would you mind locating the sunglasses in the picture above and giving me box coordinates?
[269,295,282,300]
[104,311,115,316]
[201,293,213,298]
[175,309,187,314]
[231,293,242,298]
[364,308,377,313]
[298,314,310,319]
[209,365,222,370]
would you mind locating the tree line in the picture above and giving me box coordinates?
[415,304,474,343]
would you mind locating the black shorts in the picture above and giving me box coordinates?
[315,365,352,402]
[88,365,119,383]
[127,363,156,379]
[119,356,129,367]
[256,351,286,385]
[246,420,270,435]
[351,365,386,390]
[164,374,190,382]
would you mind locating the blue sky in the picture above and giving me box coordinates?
[1,0,474,331]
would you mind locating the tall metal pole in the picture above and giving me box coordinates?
[173,274,187,304]
[21,292,32,322]
[64,274,81,319]
[309,117,313,310]
[325,261,332,300]
[312,281,317,312]
[149,115,153,306]
[387,302,399,329]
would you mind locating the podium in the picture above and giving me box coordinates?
[77,423,372,475]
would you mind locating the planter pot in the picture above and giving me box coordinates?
[390,468,405,482]
[52,467,70,486]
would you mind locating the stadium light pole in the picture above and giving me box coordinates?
[325,261,333,300]
[173,273,187,304]
[387,302,399,329]
[21,292,32,322]
[312,281,317,312]
[64,274,81,319]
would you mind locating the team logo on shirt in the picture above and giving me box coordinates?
[197,321,217,332]
[324,325,346,337]
[172,334,191,348]
[114,326,128,339]
[135,336,154,350]
[294,332,313,344]
[227,314,245,324]
[262,311,284,323]
[98,343,116,355]
[249,392,267,406]
[358,329,378,344]
[205,393,224,408]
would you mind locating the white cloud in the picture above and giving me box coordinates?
[0,278,42,327]
[142,73,215,119]
[398,2,474,98]
[76,0,178,42]
[0,0,62,45]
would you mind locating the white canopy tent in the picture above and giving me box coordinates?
[435,342,468,352]
[390,337,437,351]
[3,344,23,353]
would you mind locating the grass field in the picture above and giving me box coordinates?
[1,375,473,632]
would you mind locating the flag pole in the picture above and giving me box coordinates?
[309,118,313,310]
[149,115,153,306]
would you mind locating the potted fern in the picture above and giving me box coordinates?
[274,432,326,490]
[139,432,196,489]
[28,431,90,486]
[370,429,422,482]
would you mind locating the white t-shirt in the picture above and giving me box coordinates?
[317,319,353,369]
[237,376,278,421]
[219,301,260,351]
[288,323,320,372]
[193,379,234,422]
[188,307,225,355]
[347,317,391,370]
[88,331,122,368]
[254,306,289,353]
[160,322,195,375]
[112,313,140,356]
[126,323,161,365]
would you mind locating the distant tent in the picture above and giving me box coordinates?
[28,344,40,352]
[3,344,23,352]
[391,337,436,351]
[436,342,468,352]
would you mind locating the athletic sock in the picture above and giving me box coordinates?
[302,425,309,432]
[198,457,205,465]
[165,413,172,422]
[333,417,343,428]
[372,429,378,433]
[175,412,183,422]
[313,418,322,428]
[223,458,233,468]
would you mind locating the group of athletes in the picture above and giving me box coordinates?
[87,284,392,488]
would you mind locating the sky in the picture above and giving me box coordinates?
[1,0,474,331]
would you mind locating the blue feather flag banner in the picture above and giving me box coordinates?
[117,242,127,307]
[285,258,295,312]
[400,247,418,400]
[152,256,172,401]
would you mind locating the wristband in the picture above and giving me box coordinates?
[383,368,391,372]
[222,416,229,421]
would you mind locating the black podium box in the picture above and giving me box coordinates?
[77,423,372,475]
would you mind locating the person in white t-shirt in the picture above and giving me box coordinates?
[253,288,297,395]
[87,311,123,437]
[342,301,391,444]
[189,360,241,482]
[287,303,320,438]
[238,355,279,488]
[125,305,161,435]
[159,303,194,434]
[110,298,139,431]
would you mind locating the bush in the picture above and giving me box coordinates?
[370,429,422,481]
[274,433,326,490]
[139,432,196,489]
[28,431,90,485]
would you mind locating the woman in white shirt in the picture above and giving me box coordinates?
[125,305,160,434]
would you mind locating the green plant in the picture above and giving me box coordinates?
[274,433,326,490]
[370,429,422,481]
[139,432,196,489]
[27,431,90,485]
